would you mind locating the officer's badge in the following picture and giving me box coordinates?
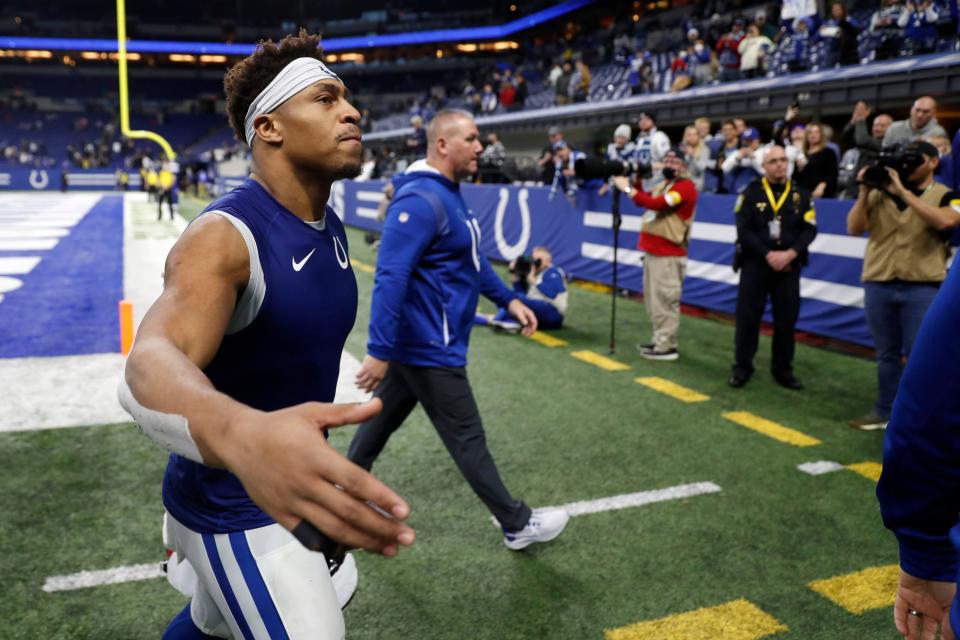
[793,192,800,207]
[756,202,767,212]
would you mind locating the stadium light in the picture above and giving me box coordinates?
[0,0,593,56]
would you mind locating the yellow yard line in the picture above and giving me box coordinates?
[570,350,630,371]
[722,411,821,447]
[846,462,882,482]
[808,564,899,614]
[351,259,375,274]
[635,377,710,403]
[604,599,787,640]
[527,332,568,348]
[572,281,612,293]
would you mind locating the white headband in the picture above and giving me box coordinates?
[243,57,340,147]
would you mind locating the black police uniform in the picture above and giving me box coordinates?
[731,177,817,386]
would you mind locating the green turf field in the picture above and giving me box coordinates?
[0,199,903,639]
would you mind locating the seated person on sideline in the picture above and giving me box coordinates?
[478,246,568,332]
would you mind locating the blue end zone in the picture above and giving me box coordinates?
[0,195,124,358]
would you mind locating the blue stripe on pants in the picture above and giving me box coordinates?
[201,534,255,640]
[229,531,290,640]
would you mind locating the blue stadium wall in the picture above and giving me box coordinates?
[332,179,873,348]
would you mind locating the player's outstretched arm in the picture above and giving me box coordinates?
[122,215,414,555]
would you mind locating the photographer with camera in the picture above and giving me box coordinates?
[613,147,698,361]
[846,140,960,430]
[483,246,568,333]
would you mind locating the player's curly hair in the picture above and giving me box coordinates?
[224,29,325,144]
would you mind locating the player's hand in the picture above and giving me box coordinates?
[356,354,389,393]
[223,399,415,556]
[892,569,955,640]
[507,299,538,336]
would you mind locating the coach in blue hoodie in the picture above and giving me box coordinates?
[349,109,570,550]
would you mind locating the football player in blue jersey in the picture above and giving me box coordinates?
[119,31,413,640]
[350,110,570,550]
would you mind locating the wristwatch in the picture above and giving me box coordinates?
[622,184,633,197]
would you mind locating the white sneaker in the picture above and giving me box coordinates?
[490,318,522,334]
[328,551,358,610]
[503,507,570,550]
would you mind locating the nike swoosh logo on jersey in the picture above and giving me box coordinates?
[292,248,316,272]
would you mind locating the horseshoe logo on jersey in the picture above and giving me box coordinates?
[332,236,349,270]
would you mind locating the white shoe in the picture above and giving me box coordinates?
[328,551,358,610]
[490,318,522,334]
[503,507,570,550]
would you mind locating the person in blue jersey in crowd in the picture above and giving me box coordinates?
[119,32,414,640]
[550,140,601,204]
[598,124,636,197]
[876,257,960,640]
[349,109,570,550]
[481,245,568,332]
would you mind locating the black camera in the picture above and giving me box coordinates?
[510,255,542,278]
[861,143,929,190]
[574,157,652,181]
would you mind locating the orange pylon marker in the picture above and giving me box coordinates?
[119,299,135,355]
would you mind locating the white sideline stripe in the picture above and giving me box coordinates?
[0,228,69,238]
[0,238,58,250]
[556,481,722,516]
[0,257,41,275]
[798,461,845,475]
[356,190,383,203]
[356,207,380,219]
[583,213,868,259]
[580,241,865,308]
[42,563,163,592]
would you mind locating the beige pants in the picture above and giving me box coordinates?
[643,254,687,351]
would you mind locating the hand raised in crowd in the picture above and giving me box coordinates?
[851,100,871,123]
[892,569,955,640]
[766,249,797,272]
[507,298,538,336]
[224,399,415,556]
[785,104,800,122]
[356,354,389,393]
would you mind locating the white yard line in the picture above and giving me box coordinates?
[42,563,163,593]
[797,461,846,475]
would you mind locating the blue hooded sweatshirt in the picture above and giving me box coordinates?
[368,160,517,367]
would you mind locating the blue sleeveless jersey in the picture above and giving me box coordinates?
[162,178,358,533]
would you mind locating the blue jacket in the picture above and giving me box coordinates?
[368,160,517,367]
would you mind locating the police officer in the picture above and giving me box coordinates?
[729,145,817,390]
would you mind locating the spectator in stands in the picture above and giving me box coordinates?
[883,96,948,147]
[714,119,741,193]
[846,139,960,429]
[738,22,775,78]
[480,84,498,114]
[539,126,563,185]
[722,126,764,194]
[498,81,516,111]
[840,102,894,198]
[627,49,655,95]
[556,62,574,105]
[686,29,714,86]
[899,0,940,54]
[681,125,712,192]
[613,148,699,361]
[928,134,955,189]
[820,2,861,67]
[479,132,506,169]
[570,60,592,103]
[734,118,748,136]
[716,19,746,82]
[481,246,568,332]
[755,9,779,40]
[670,50,695,92]
[548,61,563,89]
[795,123,838,199]
[871,0,907,60]
[695,117,716,147]
[513,74,528,110]
[550,141,591,204]
[634,112,672,191]
[782,17,813,72]
[406,115,427,158]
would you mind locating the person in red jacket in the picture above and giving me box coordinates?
[614,147,698,360]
